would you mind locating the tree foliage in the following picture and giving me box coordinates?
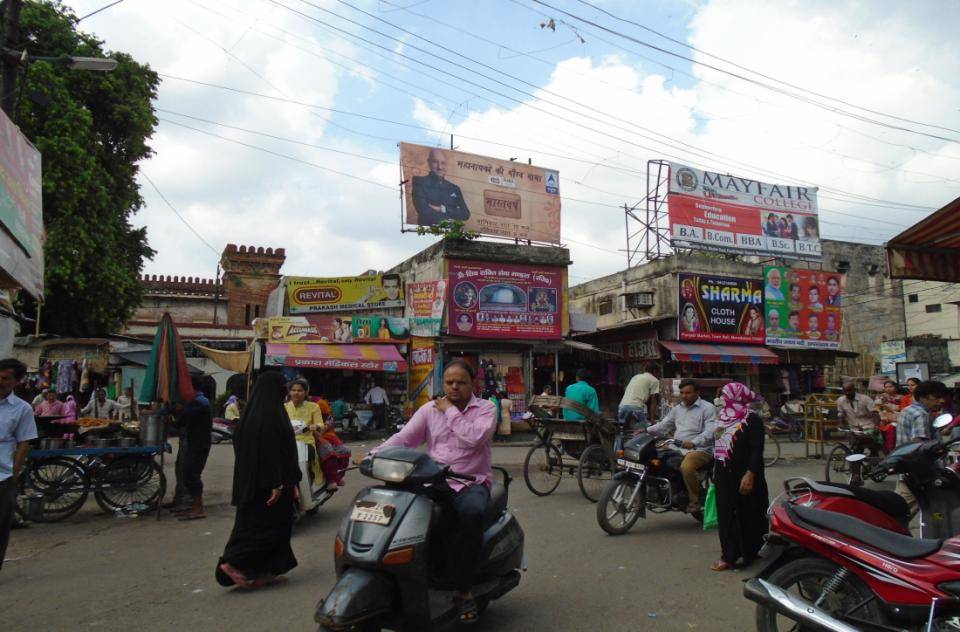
[14,0,158,335]
[415,219,480,241]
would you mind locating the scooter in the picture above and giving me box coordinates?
[315,447,525,631]
[745,413,960,631]
[211,417,236,444]
[291,421,338,517]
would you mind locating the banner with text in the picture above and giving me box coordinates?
[678,273,765,344]
[401,142,561,243]
[408,337,436,415]
[0,107,43,298]
[668,162,821,260]
[286,274,404,314]
[256,315,410,343]
[448,260,563,339]
[764,267,844,349]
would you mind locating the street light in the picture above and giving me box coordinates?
[10,52,118,71]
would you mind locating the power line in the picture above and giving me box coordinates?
[76,0,127,22]
[141,172,220,257]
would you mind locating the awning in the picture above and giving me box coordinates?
[660,341,779,365]
[886,196,960,282]
[193,343,251,373]
[264,343,407,372]
[563,339,622,357]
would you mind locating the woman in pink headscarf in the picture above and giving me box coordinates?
[711,382,769,572]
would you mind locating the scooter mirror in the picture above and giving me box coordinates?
[845,453,867,463]
[933,413,954,430]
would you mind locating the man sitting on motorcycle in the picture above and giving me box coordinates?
[639,379,716,514]
[362,359,497,624]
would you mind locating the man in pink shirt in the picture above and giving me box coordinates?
[368,359,496,623]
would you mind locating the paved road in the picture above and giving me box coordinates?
[0,439,823,631]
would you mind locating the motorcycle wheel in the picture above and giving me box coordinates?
[596,479,643,535]
[523,441,563,496]
[755,557,885,631]
[824,444,851,483]
[577,444,613,503]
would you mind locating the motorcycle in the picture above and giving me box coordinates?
[745,413,960,631]
[315,447,525,631]
[595,433,712,535]
[211,417,236,444]
[332,403,363,439]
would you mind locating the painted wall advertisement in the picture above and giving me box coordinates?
[764,266,844,349]
[881,340,907,375]
[400,142,561,243]
[678,273,765,344]
[407,280,446,337]
[285,274,404,314]
[668,162,821,260]
[447,260,563,339]
[0,107,43,298]
[255,315,410,343]
[407,337,436,415]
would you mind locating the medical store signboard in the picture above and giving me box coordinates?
[677,273,765,344]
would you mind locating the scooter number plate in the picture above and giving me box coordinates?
[351,502,395,526]
[616,459,645,473]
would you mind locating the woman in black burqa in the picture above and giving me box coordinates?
[216,372,302,589]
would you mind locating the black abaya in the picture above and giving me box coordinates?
[216,372,302,586]
[714,413,769,566]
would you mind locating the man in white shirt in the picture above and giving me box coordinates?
[80,388,121,420]
[364,384,389,430]
[618,363,660,429]
[0,358,37,570]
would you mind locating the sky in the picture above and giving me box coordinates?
[64,0,960,286]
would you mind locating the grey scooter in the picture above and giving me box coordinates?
[315,447,526,631]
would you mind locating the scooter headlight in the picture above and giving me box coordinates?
[370,458,416,483]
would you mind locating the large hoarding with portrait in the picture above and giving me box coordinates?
[400,142,561,243]
[0,108,43,299]
[764,267,844,349]
[285,274,404,314]
[678,273,765,344]
[447,260,563,339]
[668,162,821,261]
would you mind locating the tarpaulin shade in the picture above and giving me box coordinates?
[265,343,407,372]
[886,196,960,282]
[193,343,251,373]
[660,341,779,365]
[140,313,196,404]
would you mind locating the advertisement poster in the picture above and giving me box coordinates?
[668,162,821,260]
[257,315,409,343]
[408,280,447,318]
[881,340,907,375]
[677,273,765,344]
[764,266,844,349]
[410,317,441,337]
[400,142,561,243]
[286,274,404,314]
[408,337,435,415]
[0,107,43,298]
[447,260,564,339]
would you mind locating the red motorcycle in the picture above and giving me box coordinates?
[745,414,960,631]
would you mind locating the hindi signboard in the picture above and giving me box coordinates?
[881,340,907,375]
[408,337,436,414]
[407,280,445,336]
[0,108,43,298]
[256,315,410,343]
[668,162,821,260]
[764,267,844,349]
[447,260,563,339]
[400,142,561,243]
[677,273,765,344]
[285,274,404,314]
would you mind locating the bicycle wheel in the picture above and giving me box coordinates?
[577,444,614,502]
[764,427,781,467]
[17,457,90,522]
[523,441,563,496]
[824,444,851,483]
[94,457,166,513]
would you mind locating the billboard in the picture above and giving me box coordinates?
[668,162,821,260]
[764,267,844,349]
[286,274,404,314]
[0,108,43,299]
[881,340,906,375]
[400,142,561,243]
[407,279,445,337]
[678,273,765,344]
[448,260,563,339]
[256,315,410,343]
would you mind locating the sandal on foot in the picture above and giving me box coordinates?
[218,563,253,588]
[455,596,479,624]
[711,560,734,571]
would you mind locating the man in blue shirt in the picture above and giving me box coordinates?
[895,380,946,511]
[0,358,37,570]
[563,369,600,421]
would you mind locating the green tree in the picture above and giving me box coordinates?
[13,0,157,335]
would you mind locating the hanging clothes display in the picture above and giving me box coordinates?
[56,360,76,394]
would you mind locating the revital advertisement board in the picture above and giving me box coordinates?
[285,274,404,313]
[678,273,765,344]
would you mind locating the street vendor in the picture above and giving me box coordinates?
[80,388,121,420]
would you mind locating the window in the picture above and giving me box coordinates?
[597,297,613,315]
[244,304,251,324]
[908,294,919,303]
[254,304,261,318]
[926,304,942,313]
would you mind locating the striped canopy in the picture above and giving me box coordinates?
[139,313,196,404]
[886,196,960,282]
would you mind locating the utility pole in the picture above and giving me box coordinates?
[0,0,23,117]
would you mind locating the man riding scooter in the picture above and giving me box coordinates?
[638,379,716,515]
[357,359,497,624]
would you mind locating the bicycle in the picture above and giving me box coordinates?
[824,428,886,484]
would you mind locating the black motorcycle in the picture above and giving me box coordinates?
[596,434,712,535]
[315,447,525,631]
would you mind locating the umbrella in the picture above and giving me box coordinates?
[140,312,196,404]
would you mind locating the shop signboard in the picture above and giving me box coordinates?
[410,317,441,337]
[881,340,907,375]
[677,273,765,344]
[596,337,660,361]
[285,274,404,314]
[408,337,435,414]
[400,142,561,244]
[0,108,43,298]
[668,162,821,260]
[764,266,844,350]
[256,315,409,343]
[264,342,407,372]
[408,279,446,337]
[447,260,563,339]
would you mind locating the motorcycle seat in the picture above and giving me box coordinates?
[810,480,910,519]
[483,482,508,529]
[791,505,941,559]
